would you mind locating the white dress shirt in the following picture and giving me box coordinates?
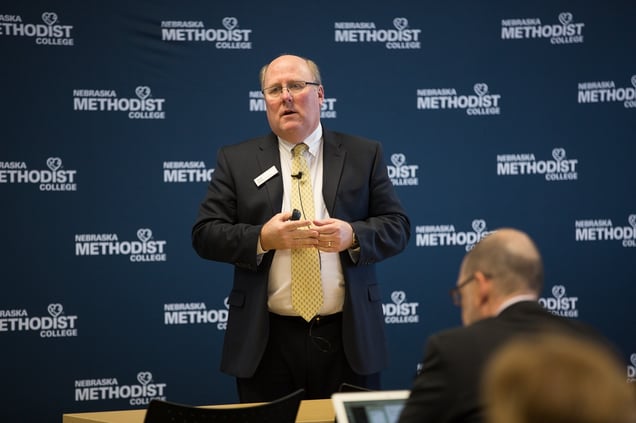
[266,125,345,316]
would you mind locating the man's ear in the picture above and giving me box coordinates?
[317,85,325,103]
[474,271,493,304]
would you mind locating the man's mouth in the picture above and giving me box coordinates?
[282,109,296,116]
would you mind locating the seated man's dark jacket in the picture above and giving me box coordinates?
[397,301,606,423]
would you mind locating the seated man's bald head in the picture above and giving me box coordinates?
[462,228,544,296]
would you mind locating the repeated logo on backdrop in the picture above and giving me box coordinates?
[74,229,167,262]
[0,12,74,45]
[162,295,418,327]
[500,12,584,45]
[575,214,636,248]
[496,147,578,181]
[416,219,495,251]
[578,75,636,109]
[161,17,253,49]
[334,17,421,49]
[163,299,228,330]
[382,291,420,324]
[73,87,166,119]
[539,284,579,318]
[0,157,78,191]
[163,161,215,183]
[170,151,417,186]
[0,303,78,338]
[416,83,502,116]
[162,295,419,327]
[387,153,419,186]
[74,371,167,406]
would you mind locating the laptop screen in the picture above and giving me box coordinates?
[331,390,410,423]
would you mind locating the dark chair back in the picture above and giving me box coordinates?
[143,388,304,423]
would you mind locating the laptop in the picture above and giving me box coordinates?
[331,390,410,423]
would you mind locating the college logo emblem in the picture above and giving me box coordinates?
[539,285,579,318]
[382,291,419,324]
[416,219,494,251]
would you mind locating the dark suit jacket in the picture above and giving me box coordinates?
[192,128,410,378]
[397,301,604,423]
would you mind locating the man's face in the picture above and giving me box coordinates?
[262,55,324,143]
[456,267,480,326]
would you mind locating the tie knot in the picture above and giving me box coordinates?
[292,143,308,158]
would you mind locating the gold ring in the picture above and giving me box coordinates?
[328,241,332,247]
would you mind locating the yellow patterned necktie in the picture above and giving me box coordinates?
[290,143,323,321]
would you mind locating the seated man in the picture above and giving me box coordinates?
[398,228,607,423]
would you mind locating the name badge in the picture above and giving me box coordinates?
[254,165,279,187]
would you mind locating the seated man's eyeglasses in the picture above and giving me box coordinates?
[449,273,492,306]
[262,81,320,98]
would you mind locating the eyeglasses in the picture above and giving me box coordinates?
[261,81,320,99]
[449,273,492,306]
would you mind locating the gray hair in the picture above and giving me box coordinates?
[259,55,322,89]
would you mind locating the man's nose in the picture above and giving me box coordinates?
[281,87,293,100]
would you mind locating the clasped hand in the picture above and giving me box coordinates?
[260,211,354,252]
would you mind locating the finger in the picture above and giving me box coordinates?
[293,228,319,239]
[289,220,314,230]
[317,238,333,249]
[311,218,336,227]
[295,236,319,247]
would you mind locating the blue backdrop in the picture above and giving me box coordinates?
[2,1,635,422]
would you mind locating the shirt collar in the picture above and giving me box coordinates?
[278,125,323,158]
[495,294,538,315]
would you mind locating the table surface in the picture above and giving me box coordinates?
[63,398,335,423]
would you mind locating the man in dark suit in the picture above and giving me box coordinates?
[398,228,603,423]
[192,54,410,402]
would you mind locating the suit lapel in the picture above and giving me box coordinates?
[322,130,345,214]
[256,133,283,215]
